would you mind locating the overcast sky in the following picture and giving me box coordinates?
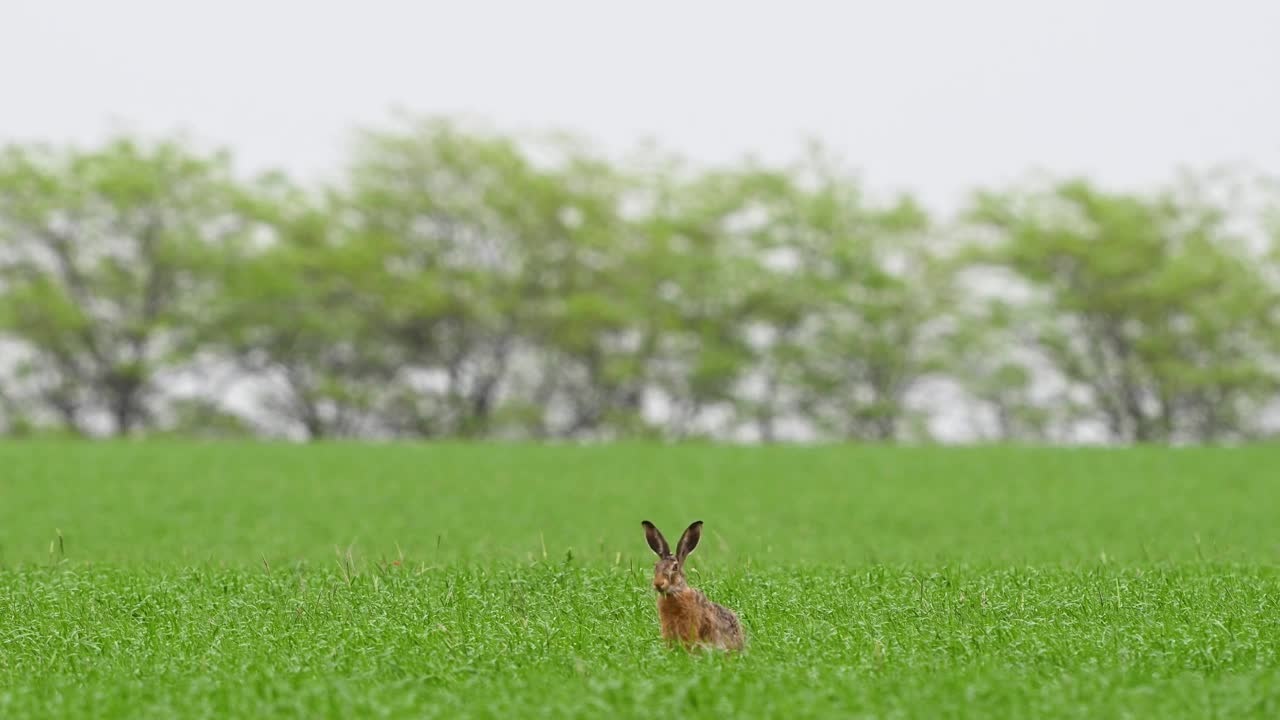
[4,0,1278,211]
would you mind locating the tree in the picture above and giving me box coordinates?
[342,117,550,438]
[731,148,950,442]
[510,144,661,439]
[0,138,247,436]
[343,118,674,440]
[944,297,1065,442]
[632,163,760,440]
[204,178,401,439]
[968,179,1280,443]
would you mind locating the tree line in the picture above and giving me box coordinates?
[1,116,1278,444]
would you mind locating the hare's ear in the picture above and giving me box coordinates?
[642,521,670,557]
[676,520,703,562]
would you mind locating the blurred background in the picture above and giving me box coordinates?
[1,0,1278,444]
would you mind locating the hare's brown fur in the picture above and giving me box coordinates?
[642,520,744,652]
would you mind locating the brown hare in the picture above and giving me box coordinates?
[642,520,744,652]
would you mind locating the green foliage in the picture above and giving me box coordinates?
[206,178,401,439]
[1,122,1278,443]
[0,138,247,436]
[970,180,1280,442]
[2,443,1280,718]
[944,297,1068,442]
[343,118,583,438]
[745,159,948,442]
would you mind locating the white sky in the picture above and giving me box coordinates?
[3,0,1279,212]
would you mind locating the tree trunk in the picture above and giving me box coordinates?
[106,376,144,437]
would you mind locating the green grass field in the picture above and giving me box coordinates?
[2,442,1278,718]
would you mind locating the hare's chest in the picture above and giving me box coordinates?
[657,592,706,642]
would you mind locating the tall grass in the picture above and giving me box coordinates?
[1,442,1277,718]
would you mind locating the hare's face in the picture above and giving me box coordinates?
[652,556,686,594]
[643,520,701,594]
